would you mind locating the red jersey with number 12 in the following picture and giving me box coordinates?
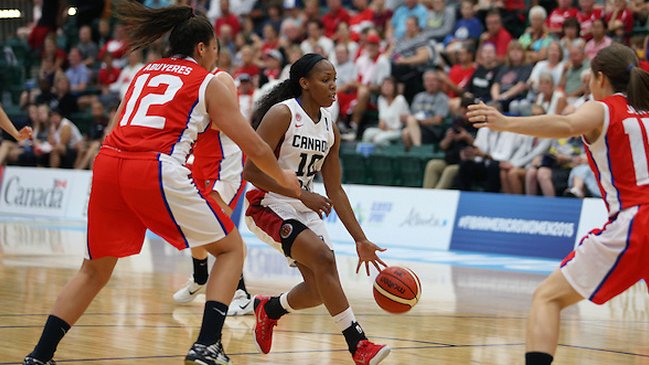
[586,94,649,216]
[105,57,214,163]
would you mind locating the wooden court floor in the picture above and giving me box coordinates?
[1,220,649,364]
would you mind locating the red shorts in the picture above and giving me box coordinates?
[86,147,234,259]
[561,205,649,304]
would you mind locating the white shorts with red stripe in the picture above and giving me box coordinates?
[244,190,333,267]
[560,205,649,304]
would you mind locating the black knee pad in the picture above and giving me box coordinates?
[279,219,308,258]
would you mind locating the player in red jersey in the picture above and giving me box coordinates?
[22,3,299,365]
[173,40,253,315]
[243,53,390,365]
[467,43,649,365]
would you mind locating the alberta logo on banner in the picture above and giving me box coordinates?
[0,167,92,218]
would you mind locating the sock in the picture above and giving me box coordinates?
[192,257,209,285]
[264,294,291,320]
[30,315,71,361]
[335,308,367,354]
[237,275,249,297]
[196,301,228,345]
[525,352,554,365]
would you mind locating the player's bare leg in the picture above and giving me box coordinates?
[25,257,118,363]
[185,229,244,365]
[526,269,583,364]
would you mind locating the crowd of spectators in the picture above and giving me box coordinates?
[1,0,649,198]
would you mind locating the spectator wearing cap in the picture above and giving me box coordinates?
[344,32,391,140]
[584,19,612,60]
[259,49,284,87]
[546,0,578,36]
[389,16,437,102]
[577,0,604,41]
[322,0,352,38]
[389,0,428,40]
[215,0,241,37]
[301,20,335,58]
[479,10,513,64]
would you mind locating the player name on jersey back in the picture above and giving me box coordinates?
[141,62,193,76]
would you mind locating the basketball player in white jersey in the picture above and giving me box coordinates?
[243,53,391,365]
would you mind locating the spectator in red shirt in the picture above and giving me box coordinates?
[98,23,129,68]
[97,52,120,94]
[261,24,280,53]
[371,0,393,35]
[605,0,634,43]
[322,0,352,38]
[41,34,67,72]
[480,10,513,64]
[577,0,604,40]
[350,0,375,36]
[546,0,579,36]
[234,45,260,86]
[439,44,477,99]
[215,0,241,37]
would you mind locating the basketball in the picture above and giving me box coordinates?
[373,266,421,314]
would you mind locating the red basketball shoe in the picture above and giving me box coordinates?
[252,295,278,354]
[352,340,391,365]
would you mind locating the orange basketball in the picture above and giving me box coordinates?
[373,266,421,314]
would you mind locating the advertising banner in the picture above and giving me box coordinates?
[450,192,583,259]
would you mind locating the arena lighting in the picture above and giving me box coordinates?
[0,9,21,19]
[67,7,77,16]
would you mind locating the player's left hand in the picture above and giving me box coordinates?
[355,239,387,276]
[466,102,509,131]
[16,126,33,141]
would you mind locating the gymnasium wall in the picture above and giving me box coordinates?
[0,167,610,260]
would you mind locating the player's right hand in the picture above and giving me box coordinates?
[280,169,301,198]
[16,126,33,141]
[299,191,333,219]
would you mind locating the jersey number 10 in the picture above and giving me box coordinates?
[119,73,183,129]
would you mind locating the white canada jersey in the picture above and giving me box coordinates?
[258,98,335,211]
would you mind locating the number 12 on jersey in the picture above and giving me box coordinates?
[623,117,649,186]
[119,73,183,129]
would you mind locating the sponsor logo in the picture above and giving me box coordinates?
[399,208,448,227]
[2,176,67,210]
[280,223,293,239]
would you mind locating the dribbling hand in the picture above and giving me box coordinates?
[16,126,33,141]
[466,102,508,131]
[355,239,388,276]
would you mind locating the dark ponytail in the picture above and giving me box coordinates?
[251,53,328,129]
[628,67,649,112]
[591,43,649,112]
[115,0,214,57]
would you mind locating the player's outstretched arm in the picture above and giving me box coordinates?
[0,105,32,141]
[206,78,299,196]
[467,101,605,142]
[321,125,387,276]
